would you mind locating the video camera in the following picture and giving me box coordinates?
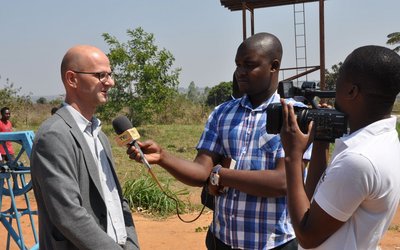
[266,81,348,142]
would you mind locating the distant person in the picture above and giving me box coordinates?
[31,45,140,250]
[280,45,400,249]
[51,106,59,115]
[128,33,299,249]
[0,107,15,162]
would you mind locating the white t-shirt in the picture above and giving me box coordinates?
[301,116,400,250]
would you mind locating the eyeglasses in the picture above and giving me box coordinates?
[72,70,113,83]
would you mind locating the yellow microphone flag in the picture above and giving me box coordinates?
[115,128,141,147]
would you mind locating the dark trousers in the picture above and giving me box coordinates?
[205,228,298,250]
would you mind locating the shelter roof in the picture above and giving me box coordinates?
[220,0,320,11]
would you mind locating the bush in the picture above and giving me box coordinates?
[154,94,210,125]
[206,81,232,107]
[36,97,48,104]
[123,175,189,216]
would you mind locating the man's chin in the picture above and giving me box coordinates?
[238,86,249,94]
[96,98,108,106]
[99,93,109,102]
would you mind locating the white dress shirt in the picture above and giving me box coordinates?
[65,104,127,245]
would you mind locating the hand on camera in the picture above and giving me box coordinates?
[318,102,333,109]
[279,98,314,157]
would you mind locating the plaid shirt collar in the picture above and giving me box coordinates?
[239,92,281,111]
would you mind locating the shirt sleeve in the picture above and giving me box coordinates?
[196,108,224,155]
[313,152,376,222]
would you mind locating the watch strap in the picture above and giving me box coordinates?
[212,164,222,174]
[210,164,223,186]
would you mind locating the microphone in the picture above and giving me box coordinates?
[112,116,152,170]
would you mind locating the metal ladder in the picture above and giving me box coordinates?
[293,3,308,86]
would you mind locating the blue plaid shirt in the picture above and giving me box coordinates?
[197,93,296,249]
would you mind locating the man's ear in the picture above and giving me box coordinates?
[348,84,359,99]
[271,59,280,72]
[65,71,77,88]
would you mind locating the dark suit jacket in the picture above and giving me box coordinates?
[31,107,140,250]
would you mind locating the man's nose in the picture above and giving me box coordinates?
[104,78,115,87]
[235,67,247,77]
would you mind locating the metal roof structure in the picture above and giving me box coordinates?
[220,0,320,11]
[219,0,326,88]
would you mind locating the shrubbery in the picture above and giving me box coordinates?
[123,175,188,216]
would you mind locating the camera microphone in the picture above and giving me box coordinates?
[112,115,151,170]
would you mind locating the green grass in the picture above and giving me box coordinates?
[123,175,189,216]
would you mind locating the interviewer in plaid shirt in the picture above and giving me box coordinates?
[127,32,299,249]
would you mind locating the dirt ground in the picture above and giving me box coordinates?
[1,192,399,250]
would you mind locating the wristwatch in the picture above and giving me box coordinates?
[210,165,223,186]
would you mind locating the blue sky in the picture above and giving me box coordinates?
[0,0,399,97]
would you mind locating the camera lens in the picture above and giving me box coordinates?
[296,108,311,134]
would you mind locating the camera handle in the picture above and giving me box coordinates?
[303,90,336,109]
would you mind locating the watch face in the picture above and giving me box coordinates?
[211,173,219,186]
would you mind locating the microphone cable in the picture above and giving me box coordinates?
[145,166,209,223]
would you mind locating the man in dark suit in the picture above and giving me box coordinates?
[31,45,140,250]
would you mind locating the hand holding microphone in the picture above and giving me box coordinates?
[127,140,163,164]
[113,115,166,190]
[112,116,153,169]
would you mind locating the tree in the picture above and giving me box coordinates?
[99,27,181,125]
[324,62,342,91]
[186,81,199,103]
[0,78,32,126]
[322,63,342,106]
[36,97,48,104]
[49,96,64,106]
[386,32,400,53]
[206,81,233,107]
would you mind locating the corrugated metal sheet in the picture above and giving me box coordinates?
[220,0,320,11]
